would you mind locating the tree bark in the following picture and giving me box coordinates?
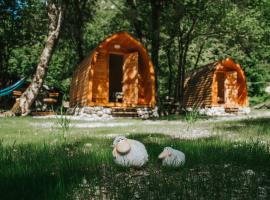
[73,0,86,62]
[11,3,64,116]
[0,49,4,85]
[175,35,183,102]
[179,19,197,104]
[174,18,197,106]
[166,46,173,97]
[194,37,208,69]
[150,0,162,101]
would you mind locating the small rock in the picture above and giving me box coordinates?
[97,110,103,117]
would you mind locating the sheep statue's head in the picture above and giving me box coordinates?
[158,147,185,167]
[112,136,148,167]
[112,136,131,156]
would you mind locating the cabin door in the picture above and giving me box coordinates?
[92,51,109,103]
[216,72,225,104]
[109,54,124,102]
[122,52,139,105]
[225,71,238,106]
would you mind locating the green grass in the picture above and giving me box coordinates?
[249,93,270,106]
[0,116,270,199]
[215,117,270,142]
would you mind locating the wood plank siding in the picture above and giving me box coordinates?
[183,65,215,108]
[183,58,248,109]
[70,54,92,107]
[92,51,109,103]
[123,52,139,105]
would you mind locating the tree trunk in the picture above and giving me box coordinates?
[0,44,9,85]
[176,19,197,106]
[180,60,185,104]
[74,0,85,62]
[11,3,64,116]
[166,46,173,97]
[0,50,4,85]
[194,40,206,69]
[175,62,182,103]
[150,0,161,101]
[175,36,183,102]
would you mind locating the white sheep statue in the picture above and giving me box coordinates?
[158,147,185,167]
[112,136,148,167]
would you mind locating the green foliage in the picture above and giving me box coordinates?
[0,0,46,80]
[56,106,71,136]
[1,0,269,104]
[249,93,270,106]
[184,108,200,124]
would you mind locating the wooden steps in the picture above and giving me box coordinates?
[31,111,56,116]
[225,107,239,113]
[111,107,138,118]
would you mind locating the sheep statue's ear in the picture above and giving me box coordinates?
[112,148,117,158]
[116,141,131,154]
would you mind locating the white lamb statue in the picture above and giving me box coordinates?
[112,136,148,167]
[158,147,185,167]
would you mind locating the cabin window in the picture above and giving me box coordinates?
[217,72,225,104]
[109,54,124,102]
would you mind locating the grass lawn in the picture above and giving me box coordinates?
[0,112,270,199]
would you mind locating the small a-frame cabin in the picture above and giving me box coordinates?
[69,32,156,109]
[183,58,249,114]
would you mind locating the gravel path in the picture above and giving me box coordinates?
[205,110,270,122]
[30,109,270,140]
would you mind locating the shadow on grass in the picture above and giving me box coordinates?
[0,134,270,199]
[156,114,210,121]
[215,117,270,136]
[240,117,270,127]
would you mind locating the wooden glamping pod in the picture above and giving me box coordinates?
[183,58,249,115]
[69,32,157,118]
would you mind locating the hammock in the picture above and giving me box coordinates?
[0,78,26,97]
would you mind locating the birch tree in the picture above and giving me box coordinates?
[10,1,64,115]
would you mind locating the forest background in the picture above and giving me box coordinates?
[1,0,270,108]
